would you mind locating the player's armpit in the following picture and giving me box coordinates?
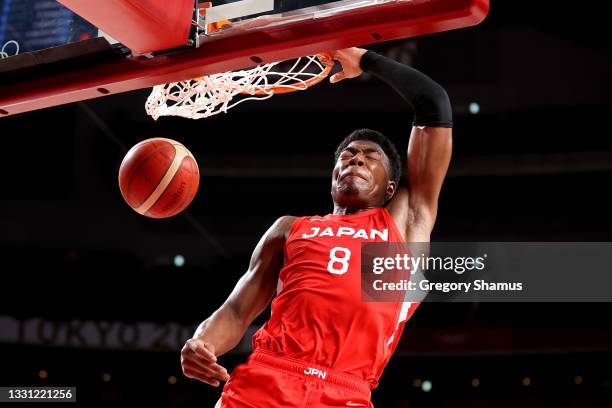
[387,126,452,236]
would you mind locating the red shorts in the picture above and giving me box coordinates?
[216,350,373,408]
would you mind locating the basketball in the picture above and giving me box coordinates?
[118,138,199,218]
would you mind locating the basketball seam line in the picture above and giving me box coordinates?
[169,161,197,215]
[134,145,190,215]
[123,143,175,207]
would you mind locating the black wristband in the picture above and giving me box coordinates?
[360,50,453,128]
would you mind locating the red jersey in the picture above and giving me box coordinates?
[252,207,420,389]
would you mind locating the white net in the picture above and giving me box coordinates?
[145,54,332,120]
[0,40,19,59]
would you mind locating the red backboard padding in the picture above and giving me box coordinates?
[0,0,489,117]
[57,0,194,54]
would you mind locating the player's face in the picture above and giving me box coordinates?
[331,140,395,208]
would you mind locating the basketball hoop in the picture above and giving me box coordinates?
[145,53,333,120]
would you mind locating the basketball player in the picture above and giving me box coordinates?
[181,47,453,407]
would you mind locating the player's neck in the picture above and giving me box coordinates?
[332,205,381,215]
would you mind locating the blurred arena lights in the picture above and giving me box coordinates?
[469,102,480,114]
[173,255,185,267]
[421,380,432,392]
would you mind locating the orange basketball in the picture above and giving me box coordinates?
[118,138,199,218]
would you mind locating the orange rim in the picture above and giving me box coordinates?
[239,53,333,96]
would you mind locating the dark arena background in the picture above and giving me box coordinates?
[1,1,612,407]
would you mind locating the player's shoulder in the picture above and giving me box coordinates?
[275,215,298,228]
[268,215,299,240]
[270,214,332,240]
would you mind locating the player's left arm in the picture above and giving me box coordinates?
[389,126,452,239]
[326,49,453,238]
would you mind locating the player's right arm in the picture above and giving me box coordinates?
[180,215,295,386]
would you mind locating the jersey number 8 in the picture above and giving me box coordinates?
[327,247,352,275]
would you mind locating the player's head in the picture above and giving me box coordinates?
[331,129,401,209]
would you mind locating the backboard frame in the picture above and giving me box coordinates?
[0,0,489,117]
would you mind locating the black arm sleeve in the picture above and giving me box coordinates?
[360,50,453,128]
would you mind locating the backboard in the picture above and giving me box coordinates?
[0,0,489,117]
[200,0,379,34]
